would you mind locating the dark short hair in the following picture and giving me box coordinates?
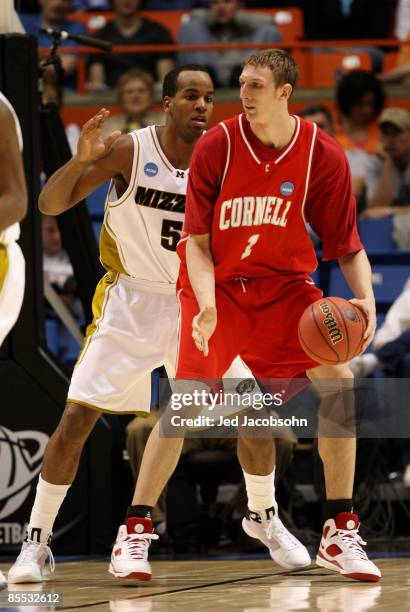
[162,65,214,99]
[300,104,334,125]
[336,70,386,117]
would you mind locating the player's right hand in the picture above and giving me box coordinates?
[76,108,121,163]
[192,306,217,357]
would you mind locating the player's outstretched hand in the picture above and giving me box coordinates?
[76,108,121,164]
[192,306,217,357]
[349,296,376,353]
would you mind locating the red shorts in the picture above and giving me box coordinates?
[176,269,322,383]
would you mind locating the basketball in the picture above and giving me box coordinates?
[298,297,367,365]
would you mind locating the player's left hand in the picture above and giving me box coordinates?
[349,296,376,353]
[192,307,217,357]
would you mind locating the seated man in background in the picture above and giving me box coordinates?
[178,0,282,88]
[88,0,175,90]
[364,108,410,246]
[301,104,368,206]
[102,69,164,138]
[21,0,87,89]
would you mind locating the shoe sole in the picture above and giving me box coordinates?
[108,564,151,581]
[316,552,381,582]
[8,573,44,584]
[242,519,311,571]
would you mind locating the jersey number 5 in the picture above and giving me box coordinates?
[240,234,260,260]
[161,219,183,251]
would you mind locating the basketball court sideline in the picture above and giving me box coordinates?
[1,557,408,611]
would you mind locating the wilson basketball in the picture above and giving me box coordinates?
[298,297,367,365]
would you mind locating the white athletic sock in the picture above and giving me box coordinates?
[243,468,276,515]
[27,476,71,542]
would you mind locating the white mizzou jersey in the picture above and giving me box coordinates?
[0,91,23,246]
[100,125,188,288]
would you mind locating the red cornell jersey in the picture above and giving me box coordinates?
[179,113,363,282]
[210,114,317,280]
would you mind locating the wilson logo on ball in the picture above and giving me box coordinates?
[319,301,343,344]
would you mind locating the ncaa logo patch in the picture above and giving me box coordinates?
[280,181,294,196]
[144,162,158,177]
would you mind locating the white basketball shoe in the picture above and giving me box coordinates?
[109,517,159,581]
[316,512,381,582]
[242,506,311,570]
[8,535,54,584]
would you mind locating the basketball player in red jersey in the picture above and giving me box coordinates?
[177,49,381,582]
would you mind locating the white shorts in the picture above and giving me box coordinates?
[67,272,179,415]
[0,242,25,347]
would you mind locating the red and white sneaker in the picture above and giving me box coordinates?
[316,512,381,582]
[109,517,159,581]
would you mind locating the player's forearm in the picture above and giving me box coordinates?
[39,156,89,216]
[186,235,216,311]
[338,249,375,302]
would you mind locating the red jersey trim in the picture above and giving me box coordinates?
[219,122,232,188]
[275,115,301,165]
[301,121,318,224]
[238,114,261,165]
[237,114,302,166]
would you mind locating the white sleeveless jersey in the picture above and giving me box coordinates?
[100,125,188,288]
[0,91,23,245]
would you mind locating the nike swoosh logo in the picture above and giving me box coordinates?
[306,279,315,285]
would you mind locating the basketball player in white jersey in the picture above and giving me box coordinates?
[0,92,27,348]
[0,91,27,589]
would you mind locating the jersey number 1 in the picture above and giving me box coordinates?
[161,219,183,252]
[240,234,260,260]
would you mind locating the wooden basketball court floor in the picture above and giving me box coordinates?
[1,557,409,611]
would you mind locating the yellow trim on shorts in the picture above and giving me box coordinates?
[74,271,119,367]
[67,398,150,416]
[0,244,9,293]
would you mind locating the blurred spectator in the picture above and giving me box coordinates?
[88,0,175,90]
[301,103,369,203]
[301,0,397,72]
[102,69,164,137]
[178,0,282,88]
[300,104,334,136]
[336,71,385,155]
[351,276,410,377]
[302,0,396,42]
[364,108,410,239]
[350,276,410,482]
[380,0,410,85]
[72,0,109,8]
[41,69,81,153]
[143,0,209,8]
[21,0,87,89]
[42,215,81,313]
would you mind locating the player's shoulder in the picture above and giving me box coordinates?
[195,117,238,155]
[313,125,348,167]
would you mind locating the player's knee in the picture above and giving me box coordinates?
[57,402,100,444]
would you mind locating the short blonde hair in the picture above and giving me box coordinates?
[243,49,299,88]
